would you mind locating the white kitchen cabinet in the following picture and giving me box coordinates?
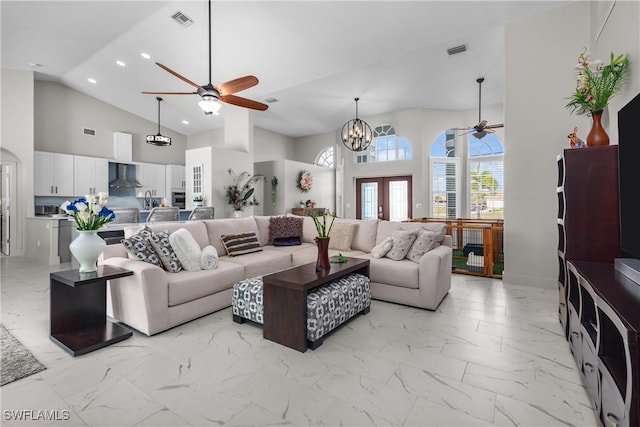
[34,151,74,196]
[113,132,133,163]
[74,155,109,196]
[165,164,186,192]
[137,163,166,198]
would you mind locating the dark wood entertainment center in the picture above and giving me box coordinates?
[557,145,638,426]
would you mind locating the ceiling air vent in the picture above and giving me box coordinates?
[447,44,467,56]
[171,11,194,27]
[83,127,96,136]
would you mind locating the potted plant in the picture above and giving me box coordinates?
[565,49,630,146]
[193,194,204,207]
[310,210,336,271]
[225,168,263,217]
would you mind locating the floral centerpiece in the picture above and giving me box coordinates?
[60,192,115,230]
[297,170,313,192]
[566,49,630,146]
[225,168,263,212]
[310,210,336,271]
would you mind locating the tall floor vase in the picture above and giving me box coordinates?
[315,237,330,272]
[586,110,609,147]
[69,230,106,273]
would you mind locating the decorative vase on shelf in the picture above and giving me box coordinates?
[586,110,609,147]
[194,200,203,207]
[315,237,331,272]
[69,230,106,273]
[233,209,243,219]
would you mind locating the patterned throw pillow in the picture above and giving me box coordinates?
[121,226,163,268]
[371,237,393,258]
[221,231,263,257]
[268,216,303,245]
[148,230,183,272]
[384,230,418,261]
[329,222,357,251]
[405,229,442,263]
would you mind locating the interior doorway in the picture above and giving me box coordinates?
[1,161,15,255]
[355,175,412,221]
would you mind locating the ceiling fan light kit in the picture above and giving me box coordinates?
[147,97,172,146]
[199,96,221,115]
[341,98,373,152]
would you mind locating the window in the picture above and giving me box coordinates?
[430,130,504,219]
[315,146,334,168]
[354,125,412,163]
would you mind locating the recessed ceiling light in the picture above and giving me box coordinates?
[29,63,43,68]
[141,52,151,60]
[88,78,97,84]
[116,60,126,67]
[182,120,189,125]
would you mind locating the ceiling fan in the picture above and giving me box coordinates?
[142,0,268,115]
[456,77,504,139]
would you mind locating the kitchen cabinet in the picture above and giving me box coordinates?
[34,151,74,196]
[165,164,186,192]
[137,163,166,198]
[74,155,109,196]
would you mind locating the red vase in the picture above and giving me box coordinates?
[315,237,330,272]
[586,110,609,147]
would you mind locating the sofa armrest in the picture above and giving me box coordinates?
[100,243,128,260]
[417,245,452,309]
[100,257,169,336]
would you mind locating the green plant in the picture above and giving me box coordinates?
[225,168,263,211]
[193,194,204,202]
[566,50,630,116]
[310,210,336,238]
[60,193,115,230]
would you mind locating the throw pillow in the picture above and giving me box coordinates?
[200,245,219,270]
[221,231,263,257]
[273,236,302,246]
[385,230,418,261]
[148,230,183,272]
[121,226,163,268]
[268,216,303,245]
[329,222,357,251]
[405,229,442,263]
[168,228,202,271]
[371,237,393,258]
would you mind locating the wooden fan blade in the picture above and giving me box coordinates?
[142,91,198,95]
[215,75,259,96]
[485,123,504,129]
[156,62,203,89]
[220,94,268,111]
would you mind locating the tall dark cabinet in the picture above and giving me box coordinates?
[557,145,640,426]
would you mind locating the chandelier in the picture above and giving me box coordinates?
[341,97,372,151]
[146,97,172,146]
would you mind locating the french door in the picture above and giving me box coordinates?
[356,176,412,221]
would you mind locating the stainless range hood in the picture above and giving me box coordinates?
[109,163,142,188]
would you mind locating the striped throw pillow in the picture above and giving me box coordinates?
[220,232,263,257]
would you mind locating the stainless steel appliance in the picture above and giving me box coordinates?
[35,205,59,216]
[172,191,185,209]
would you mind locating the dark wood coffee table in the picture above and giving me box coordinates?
[50,265,133,356]
[262,257,370,352]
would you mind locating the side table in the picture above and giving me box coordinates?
[50,265,133,356]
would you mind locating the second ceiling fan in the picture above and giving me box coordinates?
[461,77,504,139]
[142,0,268,115]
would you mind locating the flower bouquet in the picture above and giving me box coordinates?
[60,192,115,230]
[225,168,263,211]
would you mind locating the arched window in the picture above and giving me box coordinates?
[315,146,334,168]
[429,130,504,219]
[354,125,412,163]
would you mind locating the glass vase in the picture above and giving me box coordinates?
[586,110,609,147]
[315,237,330,272]
[69,230,106,273]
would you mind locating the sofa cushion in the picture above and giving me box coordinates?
[169,228,202,271]
[204,218,260,256]
[220,249,291,278]
[253,216,272,247]
[289,214,319,243]
[360,254,420,290]
[221,231,263,257]
[121,226,163,268]
[167,261,244,306]
[266,242,315,256]
[148,230,183,272]
[146,221,210,249]
[334,218,378,252]
[405,229,444,263]
[329,222,357,251]
[371,237,393,258]
[385,230,418,261]
[273,236,301,246]
[375,221,446,246]
[268,216,303,245]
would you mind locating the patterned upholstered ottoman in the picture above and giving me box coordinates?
[232,273,371,349]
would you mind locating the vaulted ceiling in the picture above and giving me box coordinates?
[1,1,570,138]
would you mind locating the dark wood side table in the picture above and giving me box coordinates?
[50,265,133,356]
[262,257,370,352]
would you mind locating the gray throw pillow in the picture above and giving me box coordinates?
[148,230,183,272]
[121,226,163,268]
[405,229,442,263]
[384,230,418,261]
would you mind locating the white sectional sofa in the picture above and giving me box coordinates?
[99,216,452,336]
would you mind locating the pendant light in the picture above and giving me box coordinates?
[341,97,372,151]
[146,97,172,146]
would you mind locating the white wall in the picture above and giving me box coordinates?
[254,127,296,162]
[503,1,639,288]
[35,81,187,164]
[1,69,35,255]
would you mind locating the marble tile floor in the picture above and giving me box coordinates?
[0,255,599,427]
